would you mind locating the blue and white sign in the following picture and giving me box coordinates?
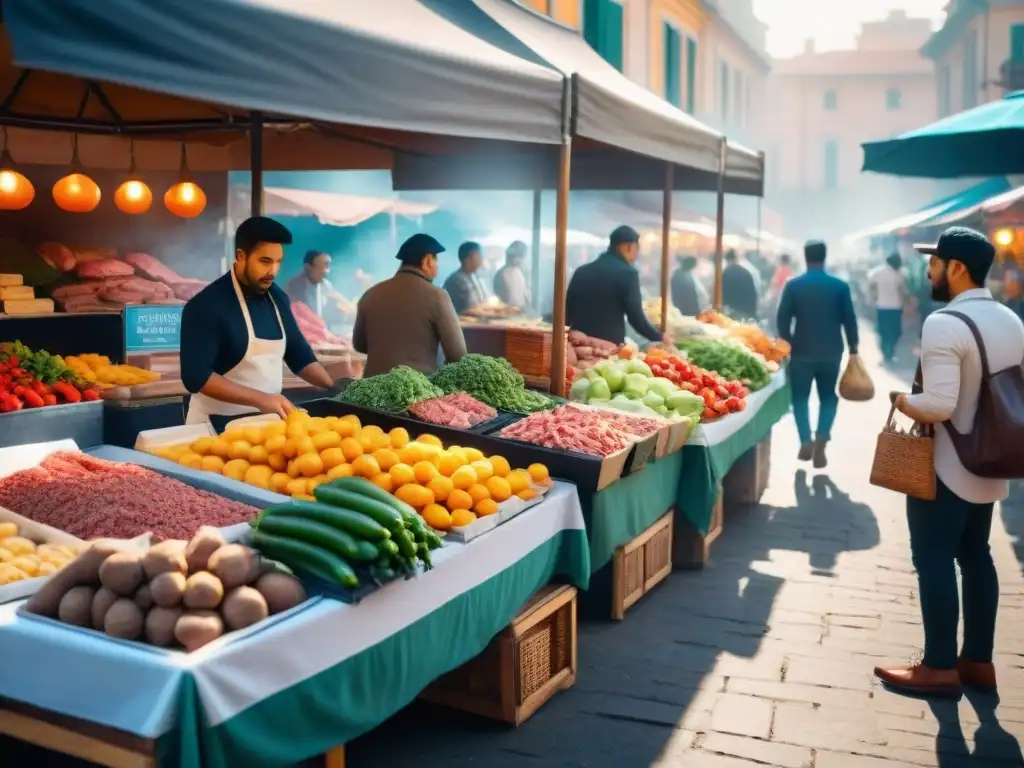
[123,305,182,354]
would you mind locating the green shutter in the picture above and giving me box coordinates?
[686,37,697,114]
[1012,24,1024,62]
[664,23,681,107]
[605,0,623,72]
[583,0,623,71]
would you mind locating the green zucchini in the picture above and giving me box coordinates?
[262,500,390,541]
[377,539,400,559]
[395,528,417,558]
[417,542,433,569]
[315,485,405,533]
[330,476,421,521]
[249,530,358,588]
[257,516,378,563]
[425,531,442,550]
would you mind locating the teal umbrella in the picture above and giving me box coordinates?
[862,91,1024,178]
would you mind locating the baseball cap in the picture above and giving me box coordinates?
[609,225,640,247]
[914,226,994,264]
[396,233,445,264]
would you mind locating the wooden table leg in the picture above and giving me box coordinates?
[325,745,345,768]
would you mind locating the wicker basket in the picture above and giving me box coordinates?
[869,405,936,500]
[612,512,673,619]
[419,585,577,725]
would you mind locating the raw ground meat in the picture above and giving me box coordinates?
[37,242,76,272]
[77,258,135,280]
[0,452,257,541]
[500,405,633,457]
[565,403,663,437]
[123,252,184,285]
[51,282,103,298]
[409,393,497,428]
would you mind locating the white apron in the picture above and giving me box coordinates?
[186,269,287,425]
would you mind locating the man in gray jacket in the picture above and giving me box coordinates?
[353,234,467,377]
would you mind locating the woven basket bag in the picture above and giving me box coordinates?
[869,403,936,500]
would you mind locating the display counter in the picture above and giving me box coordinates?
[0,484,589,768]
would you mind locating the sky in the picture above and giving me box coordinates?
[752,0,949,58]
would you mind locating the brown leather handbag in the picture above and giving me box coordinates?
[940,307,1024,479]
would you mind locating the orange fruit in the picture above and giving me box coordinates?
[421,503,452,531]
[286,410,310,424]
[282,438,299,459]
[395,483,434,509]
[398,443,425,466]
[327,463,354,481]
[208,438,231,459]
[413,460,439,485]
[463,447,485,463]
[447,446,468,464]
[243,427,265,445]
[264,434,288,454]
[264,421,288,439]
[312,431,341,451]
[371,473,394,493]
[296,452,324,478]
[292,493,316,501]
[356,432,376,453]
[285,478,308,496]
[222,459,249,482]
[334,419,358,438]
[470,460,493,483]
[244,465,273,489]
[450,508,477,527]
[294,436,316,457]
[485,476,512,502]
[191,437,215,456]
[179,451,203,469]
[340,437,364,462]
[372,449,400,472]
[506,469,531,494]
[528,463,549,483]
[248,445,270,466]
[446,488,473,512]
[451,465,477,491]
[436,452,464,477]
[467,483,490,504]
[323,416,340,429]
[306,417,329,435]
[352,454,382,479]
[267,452,288,472]
[417,433,443,448]
[474,498,499,517]
[361,424,385,439]
[388,427,410,449]
[286,458,302,479]
[320,447,346,471]
[286,422,308,440]
[427,475,454,502]
[269,472,291,493]
[200,455,225,473]
[228,440,253,461]
[306,474,329,494]
[389,463,416,488]
[517,488,538,501]
[488,455,511,478]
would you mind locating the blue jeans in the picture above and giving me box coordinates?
[789,359,840,444]
[876,308,903,362]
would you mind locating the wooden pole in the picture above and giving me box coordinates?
[660,163,674,332]
[550,141,572,397]
[713,138,727,310]
[250,111,264,217]
[531,189,542,312]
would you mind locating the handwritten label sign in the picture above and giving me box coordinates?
[123,305,183,354]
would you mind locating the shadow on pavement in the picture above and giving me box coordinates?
[927,691,1024,766]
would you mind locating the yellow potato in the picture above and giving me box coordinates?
[2,536,35,556]
[0,522,18,539]
[0,563,26,585]
[0,547,13,563]
[36,561,59,576]
[10,554,40,576]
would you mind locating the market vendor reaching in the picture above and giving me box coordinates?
[180,217,336,423]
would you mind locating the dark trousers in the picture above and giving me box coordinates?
[788,358,840,444]
[876,308,903,362]
[907,478,998,670]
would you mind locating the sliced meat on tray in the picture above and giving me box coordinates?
[409,393,497,428]
[76,258,135,280]
[499,405,633,457]
[0,452,257,541]
[123,252,185,285]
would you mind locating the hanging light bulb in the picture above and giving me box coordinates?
[0,128,35,211]
[164,141,206,218]
[53,135,101,213]
[114,139,152,215]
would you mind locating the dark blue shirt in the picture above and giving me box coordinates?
[180,273,317,394]
[776,267,859,361]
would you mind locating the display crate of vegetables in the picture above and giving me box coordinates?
[248,477,442,602]
[644,348,751,422]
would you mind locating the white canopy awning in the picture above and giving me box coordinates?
[261,188,438,228]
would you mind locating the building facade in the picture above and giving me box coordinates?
[759,11,944,246]
[923,0,1024,116]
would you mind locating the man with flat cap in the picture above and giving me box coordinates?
[566,225,669,346]
[353,233,467,377]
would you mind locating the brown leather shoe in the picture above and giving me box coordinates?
[812,438,828,469]
[957,656,997,692]
[874,663,961,697]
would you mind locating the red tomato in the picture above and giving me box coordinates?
[702,407,718,421]
[680,381,697,393]
[701,388,717,407]
[702,374,717,388]
[735,398,747,411]
[713,401,729,414]
[725,396,741,411]
[715,385,729,399]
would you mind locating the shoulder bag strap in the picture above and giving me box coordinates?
[936,309,991,380]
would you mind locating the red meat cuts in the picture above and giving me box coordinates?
[0,452,257,541]
[170,279,207,301]
[37,242,76,272]
[409,393,497,428]
[77,258,135,280]
[565,404,663,437]
[51,281,103,299]
[58,295,107,313]
[499,406,633,457]
[99,276,170,304]
[123,252,184,285]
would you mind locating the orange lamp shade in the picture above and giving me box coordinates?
[0,167,35,210]
[53,172,101,213]
[164,181,207,218]
[114,178,153,215]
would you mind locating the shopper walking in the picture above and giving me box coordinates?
[875,227,1024,697]
[868,253,909,364]
[776,240,859,468]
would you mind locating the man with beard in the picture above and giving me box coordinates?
[354,233,467,377]
[876,227,1024,697]
[181,217,335,423]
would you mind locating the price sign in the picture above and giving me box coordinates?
[123,304,183,354]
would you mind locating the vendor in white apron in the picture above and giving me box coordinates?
[180,217,336,424]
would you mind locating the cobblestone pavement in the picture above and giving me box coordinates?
[352,344,1024,767]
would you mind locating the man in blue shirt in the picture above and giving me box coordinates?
[776,240,859,468]
[181,217,336,424]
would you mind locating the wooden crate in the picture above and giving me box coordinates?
[0,697,345,768]
[723,433,772,506]
[611,511,674,620]
[420,584,577,725]
[504,328,553,378]
[673,494,724,570]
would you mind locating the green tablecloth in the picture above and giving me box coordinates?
[676,381,792,535]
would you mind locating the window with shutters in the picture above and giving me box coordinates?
[582,0,624,71]
[663,21,682,107]
[685,36,698,114]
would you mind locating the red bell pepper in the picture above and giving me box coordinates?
[21,389,44,408]
[52,381,82,404]
[81,388,100,401]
